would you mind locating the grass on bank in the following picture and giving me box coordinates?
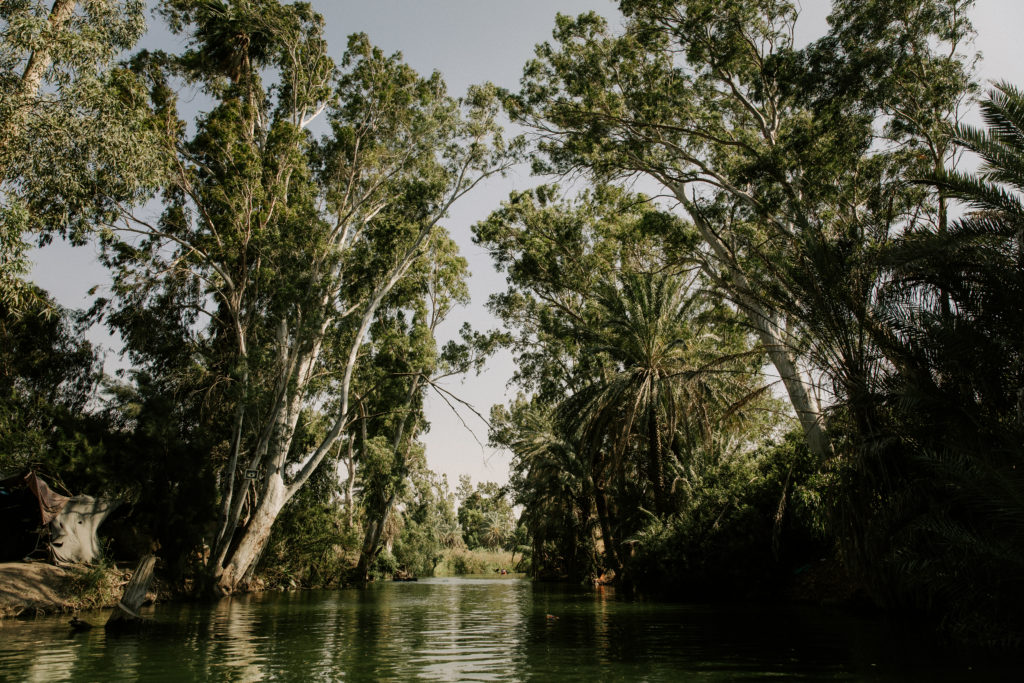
[433,548,522,577]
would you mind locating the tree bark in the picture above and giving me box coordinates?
[212,473,287,595]
[106,555,156,631]
[675,188,831,462]
[592,476,621,573]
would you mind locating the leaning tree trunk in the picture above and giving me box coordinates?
[106,555,156,631]
[212,472,288,595]
[677,190,831,463]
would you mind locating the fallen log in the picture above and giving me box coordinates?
[105,555,155,631]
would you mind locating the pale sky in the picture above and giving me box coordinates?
[31,0,1024,489]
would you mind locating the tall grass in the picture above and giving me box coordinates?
[434,549,521,576]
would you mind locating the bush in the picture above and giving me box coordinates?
[626,430,826,598]
[369,550,398,580]
[435,548,518,576]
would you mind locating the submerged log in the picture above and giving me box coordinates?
[105,555,156,631]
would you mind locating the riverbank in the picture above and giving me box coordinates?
[0,548,523,619]
[434,548,521,577]
[0,561,156,619]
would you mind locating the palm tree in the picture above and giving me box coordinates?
[569,270,764,517]
[818,81,1024,645]
[503,402,599,579]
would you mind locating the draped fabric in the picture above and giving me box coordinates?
[23,471,70,525]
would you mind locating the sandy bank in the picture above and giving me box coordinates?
[0,562,124,619]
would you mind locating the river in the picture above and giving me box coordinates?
[0,577,1010,681]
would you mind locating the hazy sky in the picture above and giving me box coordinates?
[31,0,1023,489]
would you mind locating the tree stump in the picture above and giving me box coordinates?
[105,555,156,631]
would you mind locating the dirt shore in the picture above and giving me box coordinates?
[0,562,124,619]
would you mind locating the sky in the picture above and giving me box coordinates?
[30,0,1024,489]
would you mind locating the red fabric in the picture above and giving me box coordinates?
[24,472,70,525]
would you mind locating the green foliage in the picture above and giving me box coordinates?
[368,549,398,581]
[435,548,517,576]
[260,490,358,589]
[492,400,596,581]
[1,0,153,312]
[627,430,825,597]
[456,478,515,550]
[0,295,100,472]
[392,469,463,577]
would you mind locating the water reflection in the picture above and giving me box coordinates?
[0,578,1010,681]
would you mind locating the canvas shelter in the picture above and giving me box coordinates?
[0,471,116,564]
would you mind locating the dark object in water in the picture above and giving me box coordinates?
[69,616,92,631]
[393,576,418,582]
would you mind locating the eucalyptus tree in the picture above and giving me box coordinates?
[350,229,500,581]
[0,0,149,311]
[512,0,976,462]
[100,0,516,593]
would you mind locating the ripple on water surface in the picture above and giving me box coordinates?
[0,577,1012,682]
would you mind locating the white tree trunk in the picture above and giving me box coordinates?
[675,187,831,462]
[213,473,287,594]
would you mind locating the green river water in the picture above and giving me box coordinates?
[0,577,1011,681]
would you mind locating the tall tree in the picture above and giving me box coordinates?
[99,1,517,593]
[512,0,976,462]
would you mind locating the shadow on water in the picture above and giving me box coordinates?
[0,578,1017,681]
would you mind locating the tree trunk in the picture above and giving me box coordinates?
[212,473,287,595]
[592,477,621,573]
[647,404,668,515]
[675,189,831,463]
[757,328,829,461]
[106,555,156,631]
